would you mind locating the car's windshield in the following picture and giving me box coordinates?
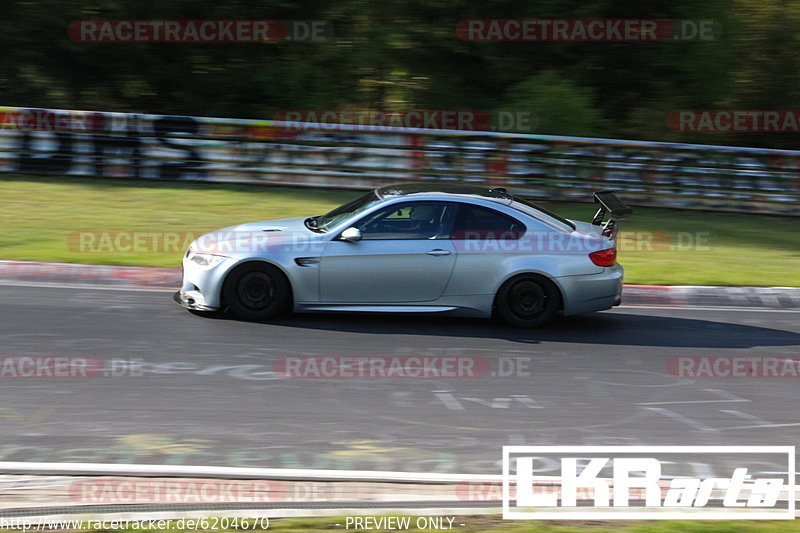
[314,191,383,231]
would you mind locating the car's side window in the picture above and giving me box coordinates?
[354,202,456,240]
[450,204,525,240]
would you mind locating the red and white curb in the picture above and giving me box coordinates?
[0,260,180,290]
[622,284,800,309]
[0,260,798,309]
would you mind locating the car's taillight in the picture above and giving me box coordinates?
[589,248,616,267]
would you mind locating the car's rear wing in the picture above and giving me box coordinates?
[592,191,633,237]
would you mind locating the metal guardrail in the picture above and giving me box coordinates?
[0,463,502,521]
[1,106,798,215]
[0,462,501,483]
[0,463,796,522]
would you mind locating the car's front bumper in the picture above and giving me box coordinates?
[174,254,238,312]
[173,289,219,311]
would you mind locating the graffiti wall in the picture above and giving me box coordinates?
[0,106,797,215]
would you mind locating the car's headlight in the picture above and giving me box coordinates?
[188,253,227,268]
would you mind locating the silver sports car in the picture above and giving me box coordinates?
[174,184,631,327]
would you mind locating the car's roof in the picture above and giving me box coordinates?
[375,182,577,232]
[375,183,511,203]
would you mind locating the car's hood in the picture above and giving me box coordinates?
[191,216,326,256]
[222,216,315,235]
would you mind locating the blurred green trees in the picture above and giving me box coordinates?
[1,0,799,147]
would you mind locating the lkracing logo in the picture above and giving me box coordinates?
[503,446,795,519]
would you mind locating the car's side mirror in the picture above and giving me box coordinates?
[340,227,362,243]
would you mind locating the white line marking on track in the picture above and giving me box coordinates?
[719,410,774,426]
[642,407,719,432]
[638,389,751,406]
[636,399,748,406]
[718,422,800,430]
[636,389,750,404]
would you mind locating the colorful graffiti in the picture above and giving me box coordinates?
[0,106,797,215]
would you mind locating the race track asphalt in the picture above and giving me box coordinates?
[1,283,799,477]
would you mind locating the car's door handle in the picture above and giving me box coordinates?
[426,249,451,256]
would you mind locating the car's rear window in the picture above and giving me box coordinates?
[509,196,576,231]
[450,204,525,240]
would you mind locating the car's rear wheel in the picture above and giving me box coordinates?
[495,275,560,328]
[222,263,291,321]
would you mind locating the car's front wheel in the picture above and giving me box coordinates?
[495,275,560,328]
[222,263,291,321]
